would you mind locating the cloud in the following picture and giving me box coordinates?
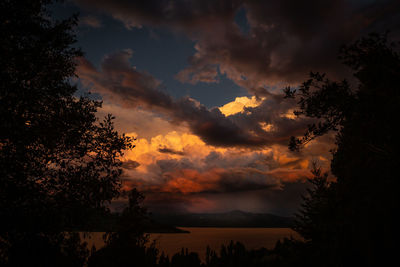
[267,168,312,183]
[114,129,328,213]
[80,15,102,28]
[218,96,262,116]
[175,63,219,84]
[92,113,338,215]
[158,167,279,195]
[122,159,140,170]
[140,182,310,216]
[158,147,185,156]
[70,0,368,213]
[77,51,311,148]
[76,51,336,213]
[74,0,241,30]
[96,103,185,139]
[74,0,400,93]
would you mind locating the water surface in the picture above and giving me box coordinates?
[150,227,298,260]
[83,227,298,261]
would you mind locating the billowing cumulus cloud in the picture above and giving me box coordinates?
[113,129,330,214]
[77,51,336,213]
[77,50,335,213]
[218,96,262,116]
[77,50,311,148]
[68,0,385,213]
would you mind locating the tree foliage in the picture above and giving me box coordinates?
[293,163,333,242]
[88,189,158,267]
[286,33,399,266]
[0,0,133,265]
[284,72,355,151]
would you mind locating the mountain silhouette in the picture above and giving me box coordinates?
[150,210,293,228]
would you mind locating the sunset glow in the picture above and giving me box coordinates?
[47,0,390,215]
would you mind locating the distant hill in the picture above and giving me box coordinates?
[144,220,190,233]
[76,212,188,233]
[150,210,293,228]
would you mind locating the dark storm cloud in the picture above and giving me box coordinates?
[129,150,310,197]
[141,181,309,216]
[122,159,140,170]
[77,51,310,148]
[160,167,279,194]
[158,147,185,155]
[135,164,283,208]
[155,158,195,173]
[74,0,400,92]
[74,0,241,29]
[118,141,315,214]
[76,49,172,110]
[253,181,311,216]
[80,15,102,28]
[211,167,279,193]
[241,0,400,82]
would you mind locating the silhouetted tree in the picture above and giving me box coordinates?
[285,33,399,266]
[158,252,170,267]
[170,248,201,267]
[290,163,340,266]
[0,0,132,265]
[88,189,158,267]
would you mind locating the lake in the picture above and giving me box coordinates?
[149,227,298,260]
[83,228,298,261]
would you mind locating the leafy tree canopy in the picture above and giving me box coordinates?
[1,1,133,264]
[286,33,399,266]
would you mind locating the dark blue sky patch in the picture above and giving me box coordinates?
[234,7,250,35]
[52,1,248,108]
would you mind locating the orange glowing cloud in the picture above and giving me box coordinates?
[267,168,312,183]
[219,96,263,116]
[84,76,335,213]
[161,168,223,194]
[120,128,324,192]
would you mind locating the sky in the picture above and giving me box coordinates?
[54,0,399,216]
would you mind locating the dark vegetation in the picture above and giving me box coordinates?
[1,0,132,265]
[1,0,398,266]
[283,32,399,266]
